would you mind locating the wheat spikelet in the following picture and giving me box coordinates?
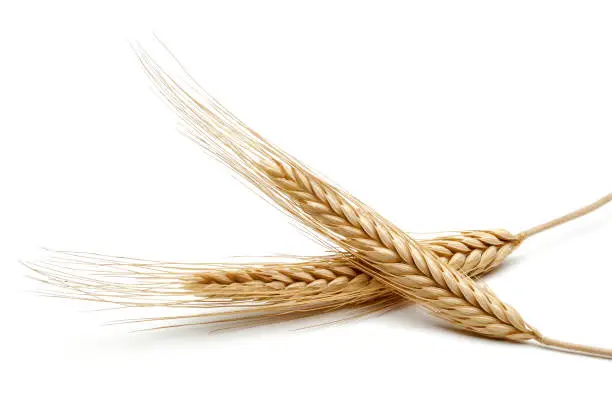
[130,45,612,356]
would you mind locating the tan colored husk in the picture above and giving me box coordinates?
[129,46,612,357]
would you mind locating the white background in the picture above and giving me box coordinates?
[2,1,612,407]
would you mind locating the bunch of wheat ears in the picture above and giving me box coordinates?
[26,45,612,358]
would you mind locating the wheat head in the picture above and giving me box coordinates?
[24,228,519,332]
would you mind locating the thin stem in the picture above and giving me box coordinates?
[537,336,612,359]
[520,192,612,239]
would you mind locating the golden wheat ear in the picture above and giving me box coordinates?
[133,43,612,358]
[25,230,519,327]
[22,230,512,329]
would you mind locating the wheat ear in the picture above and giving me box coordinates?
[259,158,539,341]
[134,46,612,357]
[28,193,610,329]
[25,231,514,331]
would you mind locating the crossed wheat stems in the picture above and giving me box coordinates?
[25,45,612,358]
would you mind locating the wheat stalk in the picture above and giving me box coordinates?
[129,45,612,357]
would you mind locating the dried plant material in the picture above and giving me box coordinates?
[27,229,521,328]
[25,44,612,357]
[125,45,612,357]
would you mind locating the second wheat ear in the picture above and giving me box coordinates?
[133,46,612,358]
[27,229,520,330]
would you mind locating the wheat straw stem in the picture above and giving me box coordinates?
[519,192,612,239]
[537,336,612,358]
